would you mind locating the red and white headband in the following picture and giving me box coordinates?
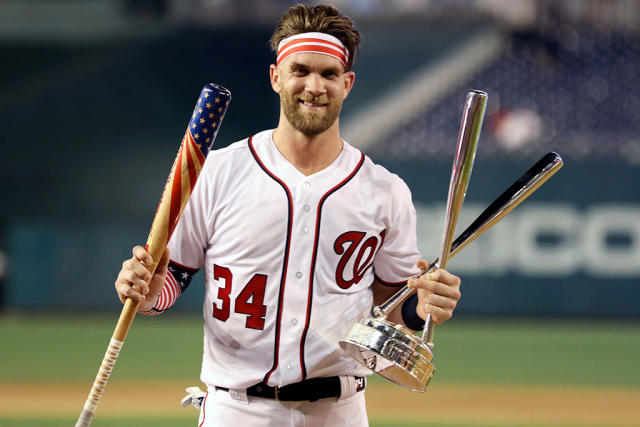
[277,32,349,68]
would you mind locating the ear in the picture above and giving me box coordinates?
[342,71,356,100]
[269,64,281,94]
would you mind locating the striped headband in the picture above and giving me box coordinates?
[277,32,349,68]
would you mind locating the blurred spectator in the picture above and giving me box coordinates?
[490,107,543,151]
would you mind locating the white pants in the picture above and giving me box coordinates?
[197,387,369,427]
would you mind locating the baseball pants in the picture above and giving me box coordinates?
[197,386,368,426]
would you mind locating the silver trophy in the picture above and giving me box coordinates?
[339,91,563,391]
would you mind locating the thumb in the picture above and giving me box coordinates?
[155,247,171,278]
[416,259,430,272]
[148,247,170,299]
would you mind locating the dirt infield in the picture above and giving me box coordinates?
[367,382,640,426]
[2,380,639,426]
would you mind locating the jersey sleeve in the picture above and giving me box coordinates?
[373,176,421,286]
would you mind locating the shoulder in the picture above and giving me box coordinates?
[344,142,411,197]
[208,137,249,159]
[204,129,271,168]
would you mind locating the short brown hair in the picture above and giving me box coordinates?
[270,4,361,71]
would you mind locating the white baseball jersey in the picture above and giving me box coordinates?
[165,129,421,389]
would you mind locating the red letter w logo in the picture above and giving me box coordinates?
[333,230,386,289]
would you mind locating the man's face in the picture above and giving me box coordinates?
[270,53,355,135]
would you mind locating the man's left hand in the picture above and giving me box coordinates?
[407,259,461,325]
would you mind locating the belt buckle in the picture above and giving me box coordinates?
[274,385,280,401]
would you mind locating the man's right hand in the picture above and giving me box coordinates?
[114,246,170,312]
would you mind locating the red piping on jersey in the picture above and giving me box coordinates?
[247,135,294,385]
[198,391,208,427]
[299,152,365,380]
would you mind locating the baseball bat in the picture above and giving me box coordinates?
[422,90,487,345]
[75,83,231,427]
[374,151,564,319]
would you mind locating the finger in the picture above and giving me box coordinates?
[148,248,170,297]
[416,259,430,272]
[132,245,153,267]
[409,278,461,300]
[155,247,171,277]
[424,304,452,325]
[424,269,461,287]
[122,258,153,283]
[115,278,146,303]
[121,260,152,286]
[118,269,151,295]
[425,293,458,311]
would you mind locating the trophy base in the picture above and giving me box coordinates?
[339,317,435,392]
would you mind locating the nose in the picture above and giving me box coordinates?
[305,73,326,96]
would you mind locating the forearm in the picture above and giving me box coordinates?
[140,260,197,315]
[371,279,422,330]
[140,269,182,315]
[381,291,425,331]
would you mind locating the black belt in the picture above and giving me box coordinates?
[216,376,364,402]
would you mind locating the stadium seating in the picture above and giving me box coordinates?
[373,25,640,163]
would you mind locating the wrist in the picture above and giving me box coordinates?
[138,293,160,314]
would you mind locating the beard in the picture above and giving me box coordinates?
[280,89,342,135]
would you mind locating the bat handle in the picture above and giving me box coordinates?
[75,410,94,427]
[75,336,125,426]
[75,298,139,426]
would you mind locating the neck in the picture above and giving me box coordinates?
[272,118,344,176]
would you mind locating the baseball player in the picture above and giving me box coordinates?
[115,4,462,426]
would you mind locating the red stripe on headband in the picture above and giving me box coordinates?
[278,38,346,57]
[277,44,348,67]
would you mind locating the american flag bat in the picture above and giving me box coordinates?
[75,83,231,427]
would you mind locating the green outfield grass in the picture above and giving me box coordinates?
[2,313,639,386]
[1,313,640,427]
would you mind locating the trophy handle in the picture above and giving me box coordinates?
[374,90,486,337]
[420,90,486,343]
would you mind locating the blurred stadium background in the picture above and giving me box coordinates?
[1,0,639,426]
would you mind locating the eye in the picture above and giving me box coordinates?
[322,70,338,79]
[292,67,308,76]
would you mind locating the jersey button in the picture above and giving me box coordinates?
[287,363,293,369]
[302,227,309,234]
[302,182,311,191]
[295,272,303,279]
[291,318,298,325]
[303,205,311,212]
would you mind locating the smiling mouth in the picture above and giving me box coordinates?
[299,99,328,108]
